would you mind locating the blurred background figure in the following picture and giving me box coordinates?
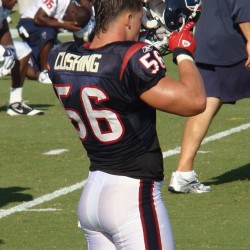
[17,0,91,84]
[0,0,44,116]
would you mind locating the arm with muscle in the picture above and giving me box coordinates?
[34,8,80,32]
[141,59,205,116]
[0,19,13,46]
[140,22,206,116]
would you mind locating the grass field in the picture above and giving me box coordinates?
[1,11,250,250]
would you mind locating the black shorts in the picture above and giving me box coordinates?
[197,60,250,103]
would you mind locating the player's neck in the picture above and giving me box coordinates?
[90,18,131,49]
[90,32,126,49]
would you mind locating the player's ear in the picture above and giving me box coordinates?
[124,12,133,30]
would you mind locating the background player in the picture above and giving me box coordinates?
[0,0,44,115]
[17,0,91,84]
[48,0,206,248]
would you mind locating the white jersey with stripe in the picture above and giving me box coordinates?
[20,0,70,21]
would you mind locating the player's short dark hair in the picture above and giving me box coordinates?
[75,6,91,28]
[64,3,91,28]
[93,0,143,34]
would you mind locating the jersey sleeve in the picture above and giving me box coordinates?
[39,0,57,17]
[228,0,250,23]
[122,43,166,97]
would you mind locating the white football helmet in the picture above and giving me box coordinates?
[141,0,170,55]
[140,0,202,55]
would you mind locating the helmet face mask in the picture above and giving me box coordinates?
[140,0,202,56]
[164,0,202,32]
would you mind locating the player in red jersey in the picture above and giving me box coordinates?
[48,0,206,249]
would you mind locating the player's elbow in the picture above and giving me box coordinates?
[188,96,206,116]
[34,15,43,25]
[34,9,48,26]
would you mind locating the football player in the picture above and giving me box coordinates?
[17,0,91,84]
[0,0,44,115]
[48,0,205,249]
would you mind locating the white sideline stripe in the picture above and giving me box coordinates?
[0,181,85,219]
[1,123,250,220]
[43,149,69,155]
[201,123,250,144]
[162,123,250,158]
[0,208,60,212]
[24,208,62,212]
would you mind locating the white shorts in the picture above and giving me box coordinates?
[13,40,31,60]
[78,171,175,250]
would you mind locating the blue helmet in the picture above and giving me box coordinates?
[164,0,202,32]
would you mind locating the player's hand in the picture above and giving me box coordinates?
[245,41,250,69]
[0,45,16,77]
[63,21,81,32]
[168,21,196,61]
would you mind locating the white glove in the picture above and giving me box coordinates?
[0,45,16,77]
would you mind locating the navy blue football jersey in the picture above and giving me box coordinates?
[48,41,166,181]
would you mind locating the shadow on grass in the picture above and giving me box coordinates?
[0,239,4,245]
[0,187,33,208]
[206,163,250,185]
[0,104,54,113]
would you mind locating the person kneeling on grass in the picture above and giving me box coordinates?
[0,0,44,116]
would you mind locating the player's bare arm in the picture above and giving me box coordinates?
[238,22,250,69]
[140,60,205,116]
[0,19,13,46]
[141,21,206,116]
[34,8,81,32]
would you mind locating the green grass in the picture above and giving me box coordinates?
[1,60,249,250]
[1,11,250,250]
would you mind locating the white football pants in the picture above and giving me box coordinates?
[78,171,175,250]
[13,40,31,60]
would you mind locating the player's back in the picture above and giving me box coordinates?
[48,41,166,181]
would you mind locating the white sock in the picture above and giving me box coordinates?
[175,171,195,180]
[9,87,23,104]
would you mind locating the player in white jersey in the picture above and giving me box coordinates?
[0,0,44,115]
[17,0,91,84]
[20,0,71,21]
[17,0,33,16]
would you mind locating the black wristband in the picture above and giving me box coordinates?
[172,48,194,64]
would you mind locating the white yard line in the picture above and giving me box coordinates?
[163,122,250,158]
[0,181,85,219]
[43,149,69,155]
[1,123,250,220]
[25,208,62,212]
